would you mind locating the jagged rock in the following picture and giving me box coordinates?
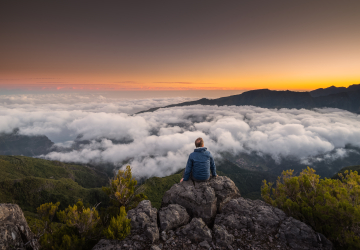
[127,200,159,243]
[0,203,40,250]
[93,200,160,250]
[160,231,167,241]
[177,218,212,243]
[91,239,122,250]
[162,176,240,225]
[198,240,210,249]
[280,217,333,250]
[213,224,234,246]
[208,176,241,211]
[159,204,190,232]
[214,197,333,250]
[92,200,159,250]
[93,182,334,250]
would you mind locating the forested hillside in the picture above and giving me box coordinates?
[0,155,110,213]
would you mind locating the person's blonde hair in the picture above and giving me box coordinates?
[195,137,204,147]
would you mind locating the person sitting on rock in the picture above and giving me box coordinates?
[180,137,217,182]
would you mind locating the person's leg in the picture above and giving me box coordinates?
[191,175,210,182]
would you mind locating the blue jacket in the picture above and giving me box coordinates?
[183,147,217,181]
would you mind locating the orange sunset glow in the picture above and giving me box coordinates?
[1,1,359,93]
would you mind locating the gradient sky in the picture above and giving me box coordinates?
[1,0,360,92]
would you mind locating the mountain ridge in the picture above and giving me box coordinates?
[137,84,360,114]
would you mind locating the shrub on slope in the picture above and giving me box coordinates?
[262,167,360,249]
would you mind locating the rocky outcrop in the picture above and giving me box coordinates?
[213,224,234,246]
[93,176,334,250]
[0,203,39,250]
[158,204,190,232]
[176,218,212,243]
[93,200,159,250]
[214,198,334,249]
[127,200,159,243]
[161,176,240,225]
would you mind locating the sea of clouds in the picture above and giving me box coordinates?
[1,93,360,178]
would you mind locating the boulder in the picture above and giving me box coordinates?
[91,239,122,250]
[198,240,210,249]
[280,217,334,250]
[177,218,212,243]
[214,197,333,250]
[158,204,190,232]
[93,181,334,250]
[161,176,240,225]
[92,234,148,250]
[93,200,159,249]
[127,200,159,243]
[208,176,240,211]
[91,198,161,250]
[213,224,234,247]
[0,203,40,250]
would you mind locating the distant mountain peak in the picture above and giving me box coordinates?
[310,84,360,97]
[137,84,360,114]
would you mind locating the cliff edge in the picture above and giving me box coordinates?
[93,176,333,250]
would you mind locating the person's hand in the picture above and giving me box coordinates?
[180,178,184,183]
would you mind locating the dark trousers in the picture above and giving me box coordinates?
[190,173,210,182]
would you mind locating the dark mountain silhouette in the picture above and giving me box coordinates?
[310,84,360,97]
[138,84,360,114]
[0,128,54,156]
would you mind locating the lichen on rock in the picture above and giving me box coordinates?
[0,203,39,250]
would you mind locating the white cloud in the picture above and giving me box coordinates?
[0,93,194,114]
[1,94,360,178]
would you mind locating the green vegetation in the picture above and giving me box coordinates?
[217,160,277,200]
[333,165,360,179]
[0,155,110,212]
[141,169,184,209]
[0,155,108,188]
[102,165,147,211]
[103,206,131,240]
[57,200,100,238]
[262,167,360,249]
[0,176,109,212]
[29,201,103,250]
[22,165,142,250]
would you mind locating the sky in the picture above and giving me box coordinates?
[1,0,360,93]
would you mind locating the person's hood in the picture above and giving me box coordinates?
[194,147,207,152]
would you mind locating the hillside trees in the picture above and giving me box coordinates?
[103,206,131,240]
[102,165,147,211]
[57,200,100,239]
[30,202,61,241]
[261,167,360,249]
[29,201,101,250]
[26,165,148,249]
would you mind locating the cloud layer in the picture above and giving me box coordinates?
[0,93,194,114]
[1,93,360,178]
